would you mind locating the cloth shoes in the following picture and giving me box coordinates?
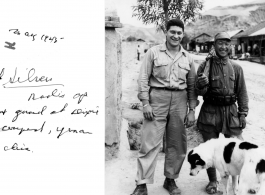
[163,178,181,195]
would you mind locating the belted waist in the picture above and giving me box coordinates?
[151,86,183,91]
[203,94,236,106]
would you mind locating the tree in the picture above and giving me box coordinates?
[132,0,204,32]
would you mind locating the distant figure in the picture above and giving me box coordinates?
[238,44,242,54]
[253,44,259,56]
[137,45,141,61]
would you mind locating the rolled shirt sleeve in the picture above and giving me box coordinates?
[187,55,198,109]
[137,49,153,101]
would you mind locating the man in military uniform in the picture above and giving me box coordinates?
[195,32,249,194]
[131,18,198,195]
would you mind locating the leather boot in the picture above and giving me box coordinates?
[163,178,181,195]
[131,184,147,195]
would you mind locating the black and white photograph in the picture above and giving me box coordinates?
[105,0,265,194]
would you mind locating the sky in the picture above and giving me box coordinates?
[106,0,257,28]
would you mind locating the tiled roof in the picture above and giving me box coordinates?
[227,29,244,38]
[191,33,212,40]
[233,21,265,38]
[249,27,265,36]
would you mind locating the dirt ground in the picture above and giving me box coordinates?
[105,42,265,195]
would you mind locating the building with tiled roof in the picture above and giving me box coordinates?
[233,21,265,57]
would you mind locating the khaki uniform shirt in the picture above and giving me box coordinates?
[196,56,249,135]
[138,43,197,109]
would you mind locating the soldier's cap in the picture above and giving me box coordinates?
[214,32,231,42]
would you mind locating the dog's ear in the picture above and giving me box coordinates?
[188,150,193,157]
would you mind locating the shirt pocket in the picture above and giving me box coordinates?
[178,62,190,82]
[211,75,221,88]
[229,105,240,130]
[198,104,216,126]
[153,58,168,79]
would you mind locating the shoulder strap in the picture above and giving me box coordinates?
[203,57,212,78]
[228,59,236,93]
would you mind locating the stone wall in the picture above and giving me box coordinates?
[105,16,123,160]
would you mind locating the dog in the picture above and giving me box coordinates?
[237,147,265,195]
[187,137,259,195]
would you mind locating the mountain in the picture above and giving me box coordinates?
[185,0,265,37]
[116,24,165,43]
[117,1,265,42]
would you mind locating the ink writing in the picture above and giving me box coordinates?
[3,68,64,88]
[56,127,92,139]
[12,106,47,122]
[9,29,64,43]
[28,89,65,101]
[71,107,99,117]
[1,121,46,135]
[73,92,87,104]
[4,143,30,152]
[50,103,68,114]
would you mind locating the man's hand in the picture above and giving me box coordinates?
[239,115,246,129]
[143,104,154,121]
[184,111,195,128]
[197,73,209,89]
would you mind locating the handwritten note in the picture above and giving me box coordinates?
[0,0,104,194]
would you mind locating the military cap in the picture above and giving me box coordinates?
[214,32,231,41]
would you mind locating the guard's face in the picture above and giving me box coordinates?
[166,26,183,48]
[215,39,231,58]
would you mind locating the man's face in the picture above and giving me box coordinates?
[215,39,231,58]
[166,26,183,48]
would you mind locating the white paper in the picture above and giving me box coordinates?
[0,1,104,194]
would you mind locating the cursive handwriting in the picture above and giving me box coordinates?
[71,107,99,117]
[56,127,92,139]
[1,121,46,135]
[3,68,64,88]
[4,143,30,151]
[28,89,65,101]
[73,92,87,104]
[9,29,64,43]
[0,109,7,115]
[50,103,68,114]
[0,68,4,80]
[12,106,47,122]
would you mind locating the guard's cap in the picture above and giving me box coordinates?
[214,32,231,42]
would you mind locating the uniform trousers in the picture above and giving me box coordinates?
[136,88,188,185]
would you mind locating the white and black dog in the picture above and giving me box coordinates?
[237,147,265,195]
[187,137,265,195]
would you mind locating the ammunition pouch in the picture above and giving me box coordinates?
[203,94,236,106]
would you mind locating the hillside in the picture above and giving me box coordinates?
[186,1,265,37]
[116,24,165,43]
[117,1,265,43]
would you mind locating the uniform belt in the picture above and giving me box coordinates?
[151,86,181,91]
[203,94,236,106]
